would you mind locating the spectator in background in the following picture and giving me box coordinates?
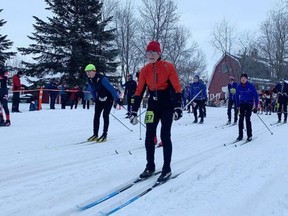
[123,74,137,117]
[59,83,68,109]
[46,79,58,109]
[12,71,23,113]
[70,85,81,109]
[0,58,11,126]
[29,95,38,111]
[83,84,92,109]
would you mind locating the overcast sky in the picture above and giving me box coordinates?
[1,0,278,74]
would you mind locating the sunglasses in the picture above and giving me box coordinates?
[146,51,159,55]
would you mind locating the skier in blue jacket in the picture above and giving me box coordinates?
[235,73,259,141]
[189,75,207,124]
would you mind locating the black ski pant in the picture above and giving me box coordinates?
[238,103,253,138]
[145,95,173,173]
[12,92,20,112]
[227,99,237,122]
[50,95,57,109]
[83,100,90,109]
[277,100,287,121]
[126,96,132,113]
[60,95,67,109]
[93,99,113,137]
[70,99,78,109]
[193,99,205,121]
[0,96,10,120]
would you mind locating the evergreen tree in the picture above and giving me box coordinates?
[0,9,16,63]
[18,0,118,85]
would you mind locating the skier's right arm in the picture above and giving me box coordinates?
[129,71,147,125]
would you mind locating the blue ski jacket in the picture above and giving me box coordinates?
[235,82,259,108]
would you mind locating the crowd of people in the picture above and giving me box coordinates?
[1,41,288,183]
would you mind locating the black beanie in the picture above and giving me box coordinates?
[241,73,248,79]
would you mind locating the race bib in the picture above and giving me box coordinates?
[230,88,236,94]
[145,111,154,123]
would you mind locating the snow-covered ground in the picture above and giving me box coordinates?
[0,102,287,216]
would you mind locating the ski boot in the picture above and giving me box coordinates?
[139,167,155,179]
[96,133,107,143]
[87,135,98,142]
[246,136,252,141]
[236,135,243,141]
[157,167,172,182]
[2,120,11,126]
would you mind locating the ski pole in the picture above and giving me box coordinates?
[184,90,203,110]
[139,107,142,140]
[110,112,133,132]
[255,113,273,135]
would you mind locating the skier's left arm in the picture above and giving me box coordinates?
[202,83,208,101]
[168,64,183,121]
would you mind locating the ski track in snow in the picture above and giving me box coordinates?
[0,104,287,216]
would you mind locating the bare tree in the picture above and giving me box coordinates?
[210,18,236,56]
[138,0,179,55]
[237,31,257,56]
[258,7,288,80]
[236,30,258,73]
[114,1,140,80]
[136,0,206,84]
[165,25,206,85]
[100,0,120,24]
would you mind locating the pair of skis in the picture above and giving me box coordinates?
[77,171,181,215]
[270,121,287,127]
[115,142,163,155]
[223,137,257,147]
[215,122,236,129]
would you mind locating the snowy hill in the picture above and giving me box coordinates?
[0,103,287,216]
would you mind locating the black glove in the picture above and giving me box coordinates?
[129,111,138,125]
[173,93,183,120]
[253,107,257,113]
[115,98,123,106]
[173,108,183,121]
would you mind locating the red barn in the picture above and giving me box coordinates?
[207,53,273,106]
[208,54,241,105]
